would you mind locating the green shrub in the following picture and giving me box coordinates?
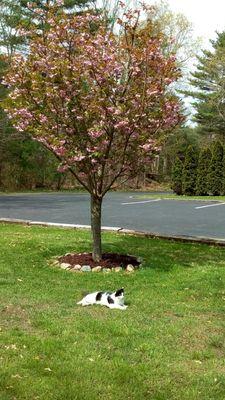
[196,147,212,195]
[221,151,225,195]
[171,156,183,195]
[208,141,223,195]
[182,145,198,195]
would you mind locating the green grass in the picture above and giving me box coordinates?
[1,188,224,202]
[1,223,225,400]
[137,193,225,202]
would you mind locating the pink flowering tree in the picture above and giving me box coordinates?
[3,1,182,261]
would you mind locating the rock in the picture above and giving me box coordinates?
[92,266,102,272]
[102,268,111,273]
[80,265,91,272]
[70,264,82,272]
[126,264,134,272]
[114,267,122,272]
[73,264,82,270]
[60,263,71,270]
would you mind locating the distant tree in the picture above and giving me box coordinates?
[171,156,183,195]
[0,1,25,56]
[183,31,225,137]
[182,145,198,195]
[208,141,224,195]
[222,152,225,195]
[195,147,212,196]
[151,0,200,67]
[160,125,199,178]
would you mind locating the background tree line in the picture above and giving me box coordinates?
[143,28,225,192]
[168,29,225,196]
[172,140,225,196]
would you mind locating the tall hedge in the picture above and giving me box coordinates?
[171,156,183,195]
[208,141,224,195]
[182,145,198,195]
[195,147,212,195]
[221,151,225,195]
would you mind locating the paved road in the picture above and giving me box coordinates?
[0,191,225,239]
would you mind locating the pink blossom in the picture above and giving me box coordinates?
[114,120,129,129]
[54,146,66,156]
[57,164,69,173]
[39,115,48,124]
[147,89,159,96]
[88,130,103,139]
[70,155,86,162]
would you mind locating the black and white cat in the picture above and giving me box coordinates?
[77,288,127,310]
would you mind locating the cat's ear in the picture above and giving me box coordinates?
[115,288,124,297]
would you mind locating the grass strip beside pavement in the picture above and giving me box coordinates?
[137,193,225,202]
[1,223,225,400]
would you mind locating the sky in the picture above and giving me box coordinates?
[99,1,225,48]
[150,0,225,123]
[164,0,225,48]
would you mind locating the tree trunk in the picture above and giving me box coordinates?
[91,194,102,262]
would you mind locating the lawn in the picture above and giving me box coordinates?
[137,193,225,202]
[1,223,225,400]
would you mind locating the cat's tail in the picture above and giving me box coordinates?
[77,291,89,306]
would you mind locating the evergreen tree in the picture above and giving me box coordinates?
[161,125,200,178]
[182,145,198,195]
[182,31,225,137]
[208,141,224,195]
[195,147,212,195]
[222,152,225,195]
[171,156,183,195]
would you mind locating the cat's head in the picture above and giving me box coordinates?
[115,288,124,298]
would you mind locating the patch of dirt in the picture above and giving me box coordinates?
[58,252,141,269]
[1,304,32,331]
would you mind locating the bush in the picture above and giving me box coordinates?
[195,147,212,195]
[221,151,225,195]
[182,145,198,195]
[208,141,223,195]
[171,156,183,195]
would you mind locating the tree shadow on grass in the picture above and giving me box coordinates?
[100,232,225,272]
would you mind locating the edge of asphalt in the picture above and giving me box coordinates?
[1,217,225,247]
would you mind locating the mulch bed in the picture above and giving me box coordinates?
[58,252,141,269]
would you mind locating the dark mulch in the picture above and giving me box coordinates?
[58,253,141,269]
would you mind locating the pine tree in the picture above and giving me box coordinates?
[208,141,224,195]
[171,156,183,195]
[182,31,225,137]
[195,147,212,195]
[182,145,198,195]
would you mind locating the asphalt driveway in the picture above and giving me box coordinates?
[0,191,225,240]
